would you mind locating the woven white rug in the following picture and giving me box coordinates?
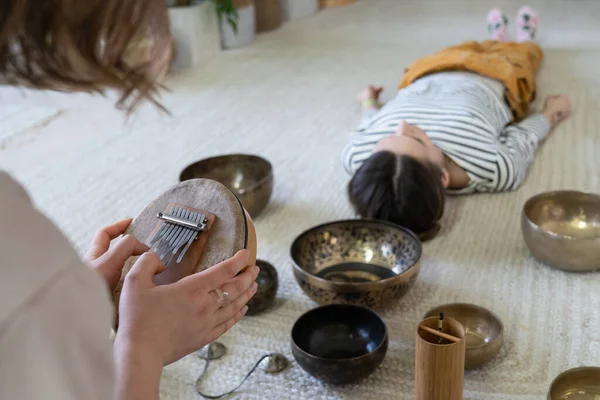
[1,0,599,399]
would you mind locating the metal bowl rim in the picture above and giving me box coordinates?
[291,304,388,362]
[178,153,274,194]
[290,219,422,287]
[255,259,278,290]
[423,302,504,350]
[522,190,600,241]
[548,366,600,396]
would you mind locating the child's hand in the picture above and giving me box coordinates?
[543,95,571,129]
[358,85,383,103]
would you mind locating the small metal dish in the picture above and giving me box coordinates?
[547,367,600,399]
[291,304,388,385]
[424,303,504,370]
[246,259,278,315]
[179,154,274,218]
[290,219,422,309]
[522,191,600,272]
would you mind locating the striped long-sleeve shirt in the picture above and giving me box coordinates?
[341,71,551,194]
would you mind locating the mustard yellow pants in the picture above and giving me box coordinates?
[399,40,543,121]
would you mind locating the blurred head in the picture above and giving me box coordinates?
[0,0,173,112]
[374,121,450,182]
[348,121,447,234]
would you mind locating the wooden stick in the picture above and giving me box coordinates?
[418,325,461,343]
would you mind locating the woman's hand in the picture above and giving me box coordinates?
[83,218,149,292]
[115,249,259,366]
[543,95,571,129]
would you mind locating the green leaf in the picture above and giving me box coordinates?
[211,0,239,33]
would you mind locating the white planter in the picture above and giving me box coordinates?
[168,1,220,69]
[281,0,319,21]
[220,4,256,50]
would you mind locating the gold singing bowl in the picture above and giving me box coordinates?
[424,303,504,370]
[547,367,600,399]
[179,154,274,218]
[290,220,422,309]
[522,191,600,272]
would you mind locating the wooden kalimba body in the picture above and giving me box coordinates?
[112,178,257,326]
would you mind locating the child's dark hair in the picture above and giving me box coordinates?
[347,151,445,235]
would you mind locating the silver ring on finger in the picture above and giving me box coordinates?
[215,288,230,306]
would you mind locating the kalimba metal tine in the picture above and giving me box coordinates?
[166,211,192,262]
[177,236,194,263]
[163,248,176,266]
[164,215,194,266]
[153,207,181,255]
[160,209,190,260]
[165,209,189,256]
[149,226,167,247]
[150,206,208,264]
[154,207,183,256]
[181,213,204,261]
[149,209,173,247]
[172,212,200,256]
[177,213,205,263]
[173,210,193,250]
[165,212,197,265]
[157,207,183,249]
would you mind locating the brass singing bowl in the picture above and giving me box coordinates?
[424,303,504,370]
[522,191,600,272]
[547,367,600,399]
[179,154,274,218]
[291,304,388,385]
[290,220,422,309]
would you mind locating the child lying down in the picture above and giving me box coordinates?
[343,6,571,237]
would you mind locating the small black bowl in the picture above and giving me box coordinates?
[246,260,278,315]
[291,304,388,385]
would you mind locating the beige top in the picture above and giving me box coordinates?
[0,172,115,399]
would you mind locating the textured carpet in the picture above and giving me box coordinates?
[1,0,600,399]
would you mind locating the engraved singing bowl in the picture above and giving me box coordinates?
[424,303,504,370]
[179,154,274,218]
[522,191,600,272]
[291,304,388,385]
[290,220,422,309]
[547,367,600,399]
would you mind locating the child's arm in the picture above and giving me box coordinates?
[342,86,387,175]
[357,85,384,130]
[494,95,571,192]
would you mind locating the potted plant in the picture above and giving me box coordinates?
[167,0,220,69]
[217,0,256,50]
[167,0,254,68]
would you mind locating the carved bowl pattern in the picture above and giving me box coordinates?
[290,220,422,309]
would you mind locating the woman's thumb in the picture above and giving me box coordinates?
[126,252,165,286]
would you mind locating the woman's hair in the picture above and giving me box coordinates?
[348,151,445,235]
[0,0,173,112]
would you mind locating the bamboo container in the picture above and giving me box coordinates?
[415,316,466,400]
